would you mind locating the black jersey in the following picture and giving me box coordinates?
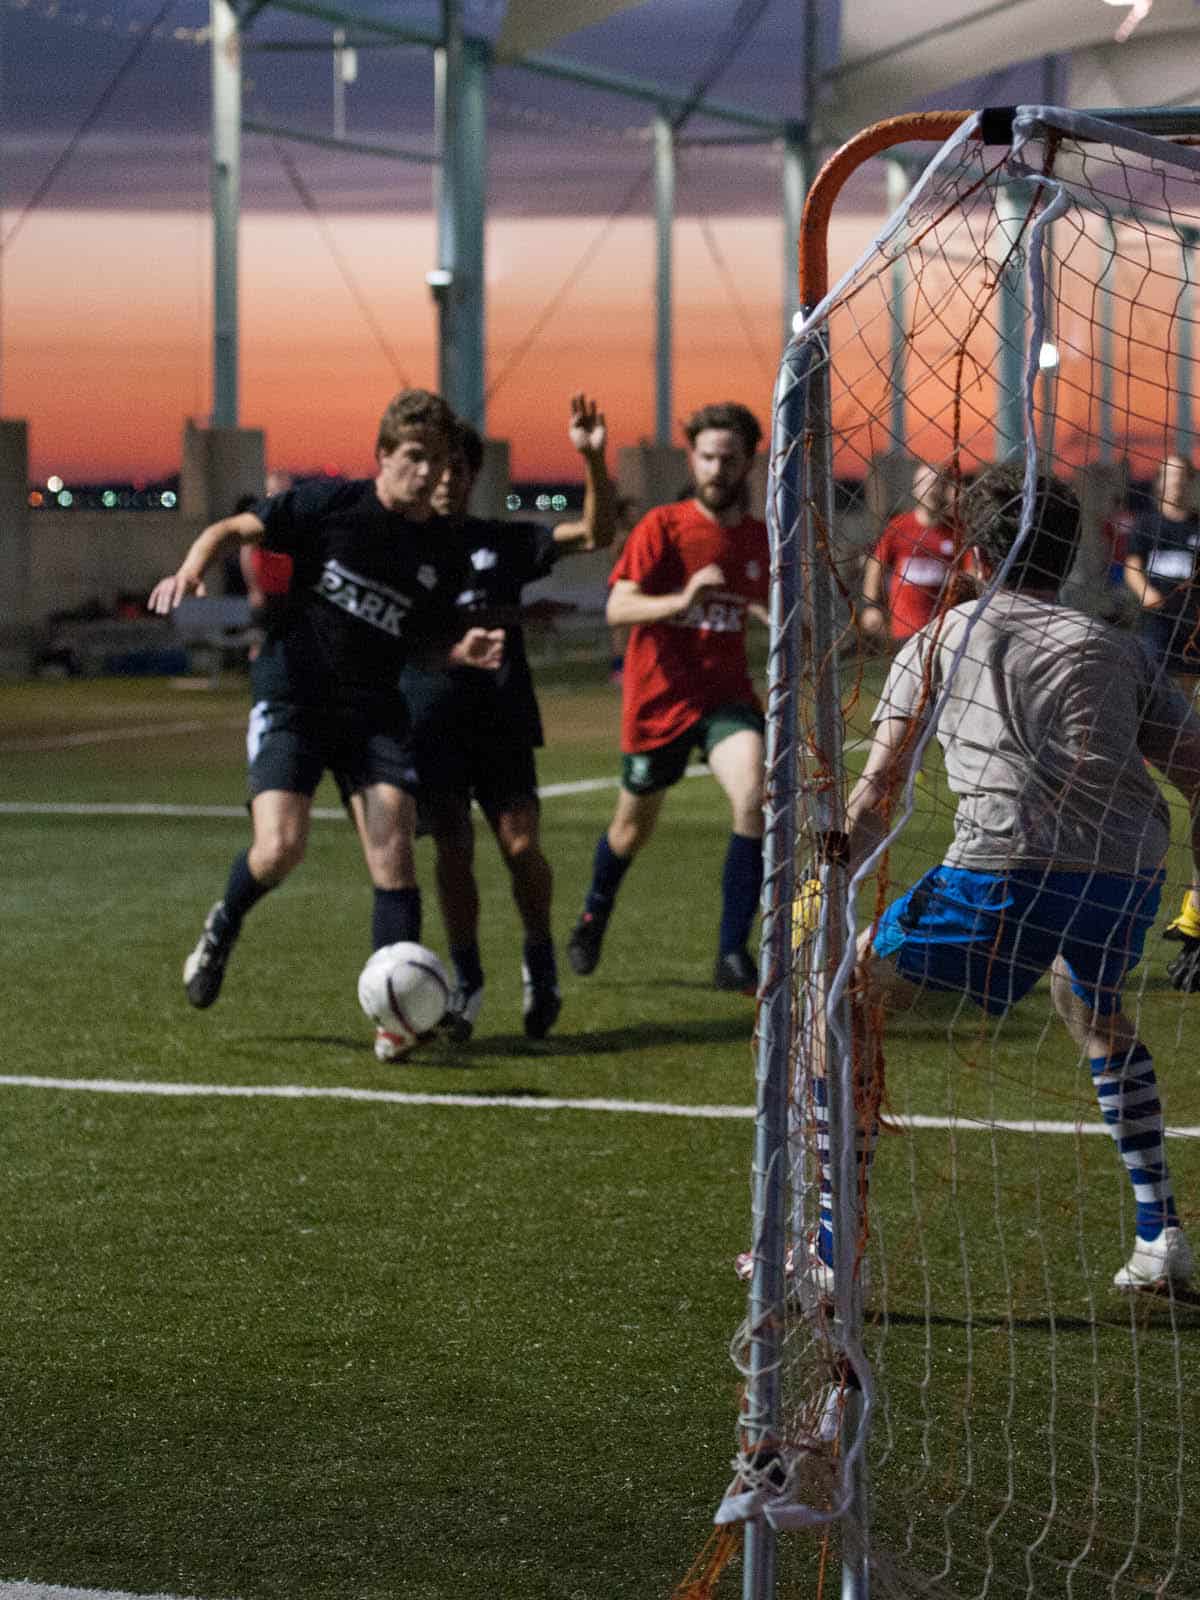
[401,517,559,748]
[1129,508,1200,598]
[247,477,468,720]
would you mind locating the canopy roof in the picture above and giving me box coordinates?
[3,0,1199,218]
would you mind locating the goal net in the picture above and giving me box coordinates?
[722,106,1200,1600]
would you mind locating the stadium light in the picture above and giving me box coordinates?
[1038,342,1060,370]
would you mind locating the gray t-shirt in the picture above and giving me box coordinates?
[872,592,1196,874]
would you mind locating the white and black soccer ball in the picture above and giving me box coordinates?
[357,942,451,1048]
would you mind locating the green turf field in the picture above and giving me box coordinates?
[2,670,1199,1600]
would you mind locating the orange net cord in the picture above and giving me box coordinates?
[799,112,976,308]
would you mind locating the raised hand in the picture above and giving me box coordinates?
[568,392,607,456]
[148,567,208,615]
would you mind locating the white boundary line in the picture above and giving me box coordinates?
[2,1076,1197,1136]
[0,718,246,754]
[0,1586,226,1600]
[0,765,711,820]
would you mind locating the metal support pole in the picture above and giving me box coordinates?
[741,339,810,1600]
[432,5,489,429]
[1097,218,1116,464]
[886,159,910,452]
[996,185,1027,460]
[654,111,674,448]
[781,121,807,346]
[211,0,241,428]
[1177,232,1195,459]
[332,28,347,139]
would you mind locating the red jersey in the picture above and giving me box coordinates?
[872,511,959,639]
[248,546,294,596]
[610,501,769,753]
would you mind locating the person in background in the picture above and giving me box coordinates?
[858,462,960,645]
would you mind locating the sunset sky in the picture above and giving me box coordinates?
[1,207,807,484]
[0,0,1047,487]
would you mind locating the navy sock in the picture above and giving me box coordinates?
[221,848,272,933]
[584,833,631,918]
[719,832,763,956]
[450,941,485,993]
[523,936,558,990]
[372,887,421,950]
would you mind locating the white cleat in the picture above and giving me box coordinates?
[374,1026,418,1063]
[1113,1227,1194,1292]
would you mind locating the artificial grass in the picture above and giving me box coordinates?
[2,672,1199,1599]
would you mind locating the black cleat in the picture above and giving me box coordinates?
[566,910,608,976]
[522,973,562,1041]
[714,947,758,995]
[440,981,484,1044]
[183,901,238,1009]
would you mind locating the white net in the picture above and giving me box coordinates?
[724,107,1200,1600]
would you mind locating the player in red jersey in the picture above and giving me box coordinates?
[859,462,958,643]
[567,402,769,992]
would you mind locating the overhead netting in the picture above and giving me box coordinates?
[722,107,1200,1600]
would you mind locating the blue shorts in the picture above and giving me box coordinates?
[872,866,1163,1016]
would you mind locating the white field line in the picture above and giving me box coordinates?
[2,1076,1198,1137]
[0,1586,227,1600]
[0,765,711,820]
[0,718,245,754]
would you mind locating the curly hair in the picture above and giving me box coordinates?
[452,418,485,478]
[960,461,1080,590]
[683,401,762,456]
[375,389,458,456]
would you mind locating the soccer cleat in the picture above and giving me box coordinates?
[440,981,485,1044]
[374,1026,417,1063]
[1112,1227,1194,1292]
[1162,892,1200,943]
[183,901,238,1009]
[522,967,562,1040]
[567,910,608,976]
[714,947,758,994]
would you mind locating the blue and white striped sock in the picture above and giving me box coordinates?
[813,1075,878,1268]
[1090,1046,1179,1242]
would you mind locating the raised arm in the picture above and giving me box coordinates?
[858,550,888,637]
[1123,552,1161,608]
[605,563,726,627]
[148,511,265,614]
[845,714,923,872]
[552,393,618,554]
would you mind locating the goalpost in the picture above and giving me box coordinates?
[720,105,1200,1600]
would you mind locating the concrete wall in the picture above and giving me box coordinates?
[28,511,204,621]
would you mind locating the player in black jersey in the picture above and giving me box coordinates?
[402,395,616,1041]
[148,389,503,1060]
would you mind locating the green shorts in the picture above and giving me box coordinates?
[620,703,764,796]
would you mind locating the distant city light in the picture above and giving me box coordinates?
[161,490,178,508]
[102,490,118,508]
[1038,342,1060,371]
[47,474,63,493]
[535,494,552,510]
[28,490,44,508]
[505,493,522,511]
[57,490,74,507]
[551,494,568,511]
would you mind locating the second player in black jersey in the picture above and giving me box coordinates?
[402,394,616,1041]
[148,389,503,1060]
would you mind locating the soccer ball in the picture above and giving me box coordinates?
[357,942,451,1048]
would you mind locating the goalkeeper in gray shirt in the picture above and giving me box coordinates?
[826,462,1200,1294]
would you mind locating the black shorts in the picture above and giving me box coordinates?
[414,735,540,834]
[246,700,418,807]
[1141,597,1200,677]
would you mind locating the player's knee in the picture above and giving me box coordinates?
[252,827,306,879]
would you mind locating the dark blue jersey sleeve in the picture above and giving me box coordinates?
[254,478,363,560]
[512,521,559,585]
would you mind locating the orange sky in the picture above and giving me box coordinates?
[2,209,795,483]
